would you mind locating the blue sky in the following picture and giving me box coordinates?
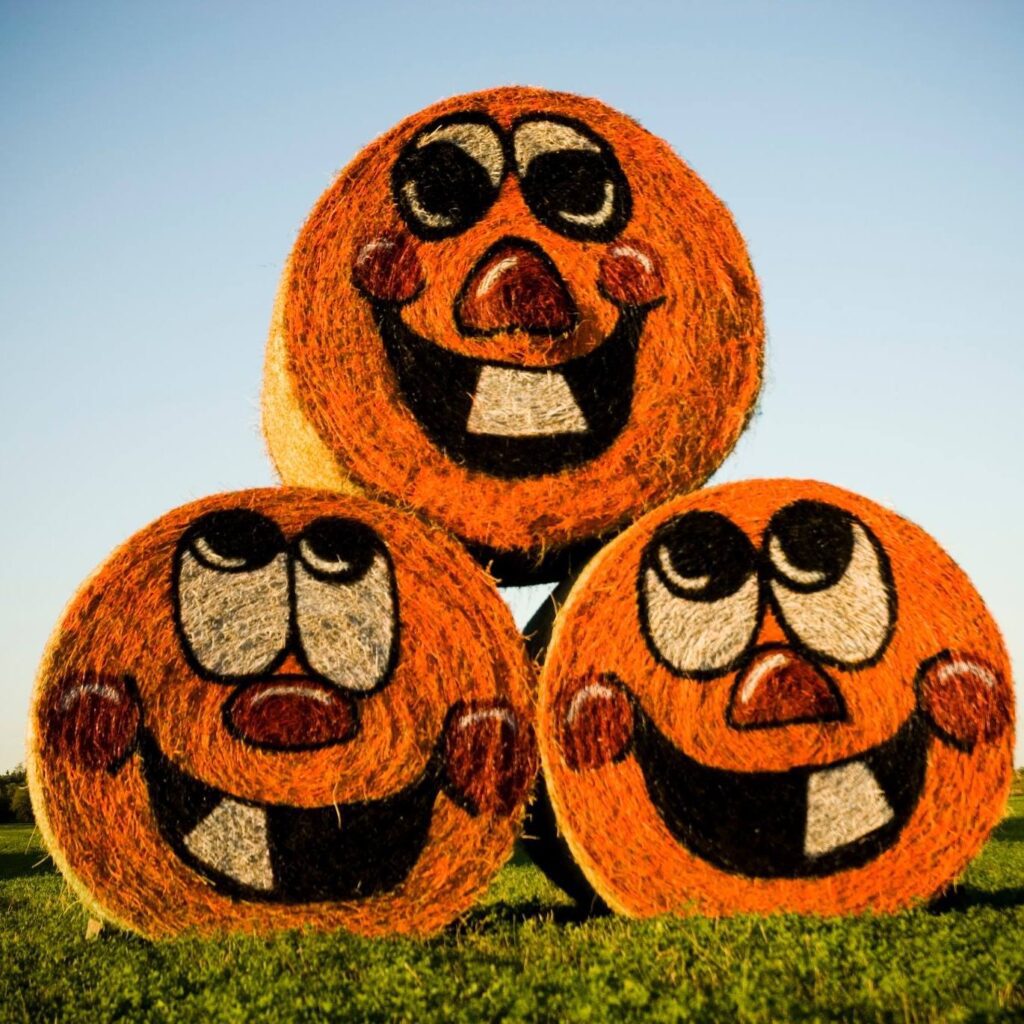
[1,0,1021,767]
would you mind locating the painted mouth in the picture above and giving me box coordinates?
[373,303,652,478]
[632,706,929,878]
[138,730,442,902]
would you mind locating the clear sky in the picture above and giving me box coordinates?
[1,0,1021,768]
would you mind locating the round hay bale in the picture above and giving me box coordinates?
[538,479,1014,916]
[28,488,537,937]
[262,86,764,583]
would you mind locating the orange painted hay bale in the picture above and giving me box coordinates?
[263,86,763,581]
[28,488,536,937]
[538,479,1014,916]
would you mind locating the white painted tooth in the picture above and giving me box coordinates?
[184,799,274,891]
[804,761,894,858]
[466,366,588,437]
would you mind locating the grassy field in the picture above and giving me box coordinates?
[2,790,1022,1023]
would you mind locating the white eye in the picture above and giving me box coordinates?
[644,570,760,676]
[177,550,290,678]
[294,552,396,692]
[767,503,894,666]
[293,518,397,691]
[640,511,760,676]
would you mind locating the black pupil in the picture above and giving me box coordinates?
[518,128,629,243]
[301,517,378,580]
[191,510,283,570]
[528,151,609,216]
[652,511,754,601]
[768,501,854,587]
[399,142,494,235]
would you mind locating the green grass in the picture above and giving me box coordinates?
[2,796,1023,1023]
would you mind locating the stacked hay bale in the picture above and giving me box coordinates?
[536,479,1013,914]
[262,86,764,583]
[28,490,536,936]
[27,88,1013,932]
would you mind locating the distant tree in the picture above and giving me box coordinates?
[9,785,33,824]
[0,766,28,824]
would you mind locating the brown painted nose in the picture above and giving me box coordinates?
[728,647,846,730]
[224,678,358,751]
[455,238,577,336]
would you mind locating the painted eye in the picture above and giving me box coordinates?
[175,510,289,678]
[513,117,631,242]
[297,517,377,582]
[392,117,504,240]
[766,501,895,667]
[639,511,760,677]
[188,509,284,572]
[294,518,398,691]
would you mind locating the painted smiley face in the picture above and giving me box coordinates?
[264,87,764,579]
[28,490,537,936]
[538,480,1014,916]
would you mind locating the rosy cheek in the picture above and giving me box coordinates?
[351,231,424,304]
[558,673,634,771]
[597,239,665,308]
[916,651,1013,748]
[41,672,141,771]
[443,700,537,817]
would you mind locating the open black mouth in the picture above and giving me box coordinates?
[632,706,930,878]
[374,302,652,479]
[138,730,442,903]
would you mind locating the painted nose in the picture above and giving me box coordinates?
[455,238,577,336]
[728,647,846,730]
[224,678,358,751]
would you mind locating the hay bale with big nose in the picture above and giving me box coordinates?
[538,479,1014,915]
[263,86,764,584]
[28,488,537,936]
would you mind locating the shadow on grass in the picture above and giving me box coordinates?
[0,851,55,881]
[993,817,1024,843]
[455,896,610,933]
[928,885,1024,914]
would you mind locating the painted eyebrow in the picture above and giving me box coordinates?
[414,121,504,186]
[512,120,601,172]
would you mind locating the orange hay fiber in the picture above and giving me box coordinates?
[264,86,763,571]
[538,479,1014,916]
[28,488,537,937]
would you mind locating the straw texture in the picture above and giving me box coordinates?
[28,488,537,937]
[538,479,1014,916]
[263,86,763,578]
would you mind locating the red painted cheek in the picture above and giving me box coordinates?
[558,673,634,771]
[444,700,537,817]
[917,651,1013,748]
[351,231,424,304]
[597,239,665,308]
[41,672,141,771]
